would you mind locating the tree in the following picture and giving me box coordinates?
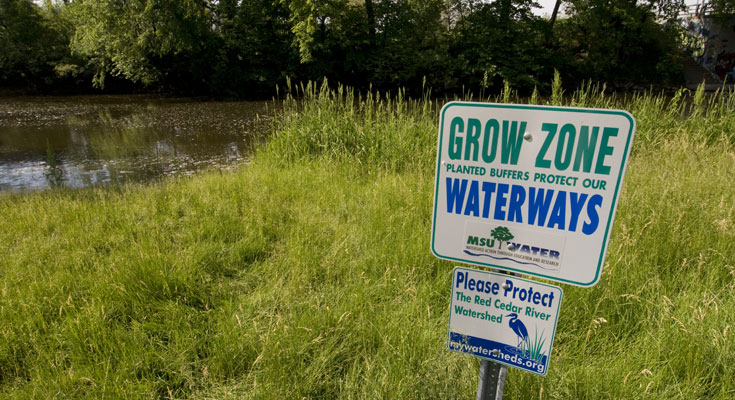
[491,226,514,249]
[557,0,685,86]
[368,0,451,92]
[450,0,556,92]
[704,0,735,16]
[549,0,562,28]
[67,0,216,90]
[285,0,453,93]
[287,0,349,64]
[212,0,297,96]
[0,0,67,86]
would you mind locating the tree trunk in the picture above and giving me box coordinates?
[550,0,562,28]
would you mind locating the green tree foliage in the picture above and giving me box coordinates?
[450,0,558,92]
[0,0,690,95]
[558,0,685,86]
[67,0,296,95]
[0,0,70,87]
[67,0,216,90]
[707,0,735,16]
[286,0,453,92]
[368,0,450,91]
[212,0,296,96]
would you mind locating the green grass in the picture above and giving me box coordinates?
[1,80,734,399]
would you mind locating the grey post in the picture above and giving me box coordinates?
[475,268,519,400]
[476,359,507,400]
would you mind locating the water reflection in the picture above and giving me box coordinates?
[0,96,268,191]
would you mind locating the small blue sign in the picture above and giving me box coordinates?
[447,267,563,376]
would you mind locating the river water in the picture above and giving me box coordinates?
[0,95,269,192]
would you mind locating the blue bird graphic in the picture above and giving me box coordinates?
[506,312,529,349]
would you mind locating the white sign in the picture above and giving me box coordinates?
[447,267,563,376]
[431,102,635,286]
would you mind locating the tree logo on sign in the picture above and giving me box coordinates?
[491,226,514,249]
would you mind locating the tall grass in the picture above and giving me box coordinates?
[265,78,437,172]
[1,79,734,398]
[267,79,735,171]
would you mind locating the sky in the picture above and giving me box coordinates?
[533,0,561,17]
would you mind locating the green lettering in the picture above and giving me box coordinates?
[535,123,557,169]
[501,120,526,165]
[595,127,618,175]
[448,117,464,160]
[554,123,576,171]
[464,118,482,161]
[482,119,500,163]
[573,126,599,173]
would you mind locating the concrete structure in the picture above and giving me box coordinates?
[680,2,735,88]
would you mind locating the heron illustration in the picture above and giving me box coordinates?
[506,313,529,351]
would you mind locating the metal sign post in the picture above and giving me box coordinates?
[477,359,506,400]
[475,269,516,400]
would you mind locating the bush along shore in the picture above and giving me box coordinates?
[1,80,735,399]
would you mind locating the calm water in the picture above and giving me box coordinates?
[0,95,269,191]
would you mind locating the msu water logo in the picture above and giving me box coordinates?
[464,225,562,270]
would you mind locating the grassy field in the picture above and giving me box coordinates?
[1,80,734,399]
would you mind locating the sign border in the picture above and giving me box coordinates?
[431,102,635,287]
[446,266,564,376]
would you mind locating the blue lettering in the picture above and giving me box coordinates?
[568,192,588,232]
[446,178,468,214]
[503,279,513,297]
[508,185,526,223]
[582,194,603,235]
[494,184,509,221]
[464,180,480,216]
[547,191,567,230]
[481,182,496,218]
[528,187,554,227]
[456,270,467,288]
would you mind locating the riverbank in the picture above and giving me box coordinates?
[1,83,734,398]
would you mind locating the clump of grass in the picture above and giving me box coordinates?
[265,78,438,172]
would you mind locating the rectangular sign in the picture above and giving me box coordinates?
[431,102,635,286]
[447,267,563,376]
